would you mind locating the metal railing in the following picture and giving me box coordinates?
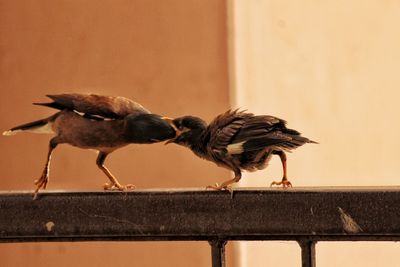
[1,187,400,267]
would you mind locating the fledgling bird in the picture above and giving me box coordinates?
[3,93,180,199]
[166,109,317,190]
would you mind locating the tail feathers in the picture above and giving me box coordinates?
[279,135,319,150]
[2,130,16,136]
[283,127,319,144]
[241,134,317,153]
[33,102,65,111]
[3,116,56,136]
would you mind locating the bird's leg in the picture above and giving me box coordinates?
[96,152,135,191]
[33,139,58,200]
[270,151,292,188]
[206,169,242,191]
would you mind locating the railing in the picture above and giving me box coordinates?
[1,187,400,267]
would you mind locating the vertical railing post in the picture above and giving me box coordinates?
[298,240,317,267]
[209,239,227,267]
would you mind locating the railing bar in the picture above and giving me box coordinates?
[209,240,227,267]
[298,240,316,267]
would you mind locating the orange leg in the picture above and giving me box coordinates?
[270,151,292,188]
[33,140,58,200]
[207,169,242,191]
[96,152,135,191]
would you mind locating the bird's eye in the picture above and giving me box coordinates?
[176,126,191,133]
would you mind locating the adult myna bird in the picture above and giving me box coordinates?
[166,109,317,190]
[3,93,180,199]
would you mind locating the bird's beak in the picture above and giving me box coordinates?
[164,130,183,145]
[162,117,181,145]
[164,138,175,145]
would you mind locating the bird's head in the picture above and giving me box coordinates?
[165,116,207,147]
[124,114,178,143]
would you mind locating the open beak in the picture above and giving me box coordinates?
[162,117,182,145]
[164,138,176,145]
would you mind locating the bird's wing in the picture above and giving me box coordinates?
[232,115,287,142]
[233,115,311,153]
[35,93,150,119]
[207,109,311,157]
[206,109,251,155]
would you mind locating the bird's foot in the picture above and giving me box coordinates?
[270,178,292,188]
[33,172,49,200]
[206,183,233,193]
[103,182,136,191]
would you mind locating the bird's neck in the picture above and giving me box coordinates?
[188,128,210,159]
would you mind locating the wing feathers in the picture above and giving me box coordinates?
[34,94,150,119]
[242,133,313,153]
[206,109,314,157]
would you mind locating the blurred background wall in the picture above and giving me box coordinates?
[0,1,233,266]
[231,0,400,266]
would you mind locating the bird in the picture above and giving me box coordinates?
[166,109,317,190]
[3,93,180,199]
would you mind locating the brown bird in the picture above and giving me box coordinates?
[166,109,317,190]
[3,93,179,199]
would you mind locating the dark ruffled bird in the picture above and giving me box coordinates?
[167,109,317,190]
[3,93,179,199]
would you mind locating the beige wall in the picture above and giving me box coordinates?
[0,1,232,266]
[231,0,400,266]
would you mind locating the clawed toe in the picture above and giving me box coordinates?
[103,183,136,191]
[206,183,232,192]
[206,182,220,190]
[103,182,113,190]
[33,173,49,200]
[270,178,292,188]
[34,173,48,187]
[124,184,136,190]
